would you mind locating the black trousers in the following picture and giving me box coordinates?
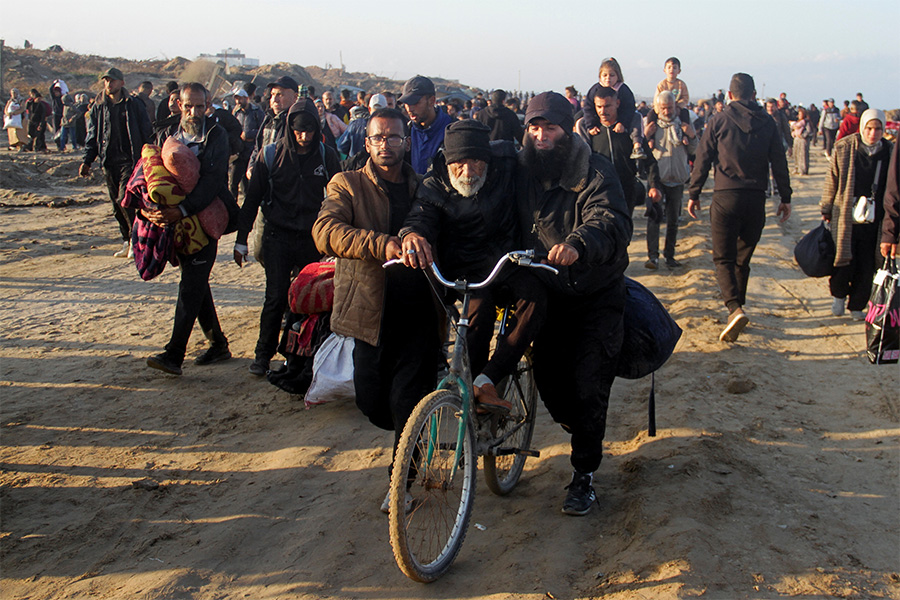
[465,269,548,385]
[647,183,683,260]
[830,222,879,311]
[532,286,624,474]
[353,286,440,464]
[26,120,46,151]
[709,190,767,312]
[164,240,225,363]
[255,226,321,361]
[104,162,136,242]
[229,154,251,205]
[823,128,837,155]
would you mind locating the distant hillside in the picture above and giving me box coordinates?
[1,44,480,101]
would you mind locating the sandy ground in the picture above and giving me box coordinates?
[1,145,898,600]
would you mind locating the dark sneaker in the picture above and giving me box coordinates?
[194,344,232,366]
[644,258,659,270]
[474,382,512,415]
[562,471,597,516]
[249,357,269,377]
[630,148,647,160]
[719,309,749,343]
[147,353,183,376]
[665,258,682,269]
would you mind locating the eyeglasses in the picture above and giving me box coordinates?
[366,135,406,147]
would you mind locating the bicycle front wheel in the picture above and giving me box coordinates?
[483,356,538,496]
[389,390,476,583]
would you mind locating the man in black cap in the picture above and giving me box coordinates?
[517,91,632,516]
[248,76,299,177]
[234,99,341,376]
[80,67,153,257]
[400,120,545,414]
[398,75,453,174]
[688,73,791,343]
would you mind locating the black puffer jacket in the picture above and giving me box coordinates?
[400,140,518,279]
[237,99,341,245]
[516,134,632,296]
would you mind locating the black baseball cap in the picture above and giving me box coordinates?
[399,75,436,105]
[272,76,299,94]
[101,68,124,82]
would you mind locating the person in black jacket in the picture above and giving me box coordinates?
[24,89,48,152]
[79,68,153,257]
[516,92,632,516]
[143,83,238,375]
[399,120,545,415]
[688,73,791,343]
[234,98,341,376]
[474,89,524,143]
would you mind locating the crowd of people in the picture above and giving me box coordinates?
[4,58,897,517]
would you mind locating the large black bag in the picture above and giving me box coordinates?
[616,278,683,437]
[865,258,899,364]
[617,277,683,380]
[794,221,835,278]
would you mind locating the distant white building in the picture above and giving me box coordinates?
[197,48,259,68]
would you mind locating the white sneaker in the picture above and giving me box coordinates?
[380,490,415,514]
[113,241,130,258]
[850,310,865,321]
[831,297,845,316]
[127,242,134,258]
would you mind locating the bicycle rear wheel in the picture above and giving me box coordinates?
[483,356,538,496]
[389,390,476,583]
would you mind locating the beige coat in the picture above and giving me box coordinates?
[312,159,421,347]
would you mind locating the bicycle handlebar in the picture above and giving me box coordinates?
[383,250,559,291]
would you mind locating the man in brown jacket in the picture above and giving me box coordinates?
[312,108,441,512]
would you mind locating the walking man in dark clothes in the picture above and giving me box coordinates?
[234,99,341,377]
[517,92,632,516]
[79,68,153,258]
[144,83,237,375]
[688,73,792,343]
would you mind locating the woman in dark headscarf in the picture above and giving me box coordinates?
[821,108,893,320]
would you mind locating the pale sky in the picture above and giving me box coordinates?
[4,0,899,110]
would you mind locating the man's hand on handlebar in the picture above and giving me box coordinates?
[385,236,403,261]
[546,243,579,267]
[401,232,434,269]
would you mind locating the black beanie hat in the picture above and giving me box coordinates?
[443,120,492,164]
[525,91,574,133]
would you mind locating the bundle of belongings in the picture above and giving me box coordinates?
[267,262,336,395]
[122,138,230,280]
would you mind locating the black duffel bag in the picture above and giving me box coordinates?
[794,221,835,278]
[617,277,682,380]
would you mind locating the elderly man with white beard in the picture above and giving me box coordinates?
[399,120,548,415]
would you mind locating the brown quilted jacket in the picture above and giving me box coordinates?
[312,159,421,346]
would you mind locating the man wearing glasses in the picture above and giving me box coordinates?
[313,108,441,512]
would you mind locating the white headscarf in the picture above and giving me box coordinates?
[859,108,886,156]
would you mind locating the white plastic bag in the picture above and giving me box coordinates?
[853,195,875,224]
[304,333,356,407]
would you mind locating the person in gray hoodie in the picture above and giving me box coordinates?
[688,73,791,343]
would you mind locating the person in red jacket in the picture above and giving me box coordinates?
[837,100,862,140]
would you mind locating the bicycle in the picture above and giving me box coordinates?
[382,250,558,582]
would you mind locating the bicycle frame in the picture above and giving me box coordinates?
[384,251,558,480]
